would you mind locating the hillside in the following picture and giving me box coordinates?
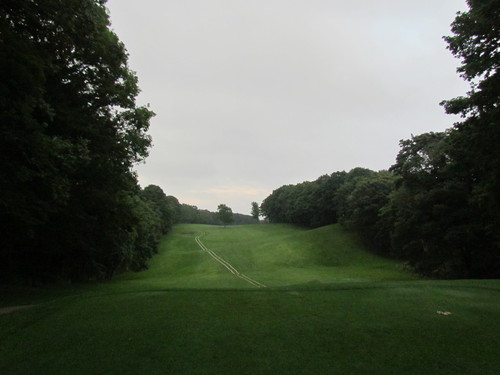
[116,223,416,290]
[196,223,417,287]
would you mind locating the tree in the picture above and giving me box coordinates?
[0,0,155,282]
[140,185,175,233]
[380,0,500,278]
[251,202,260,220]
[384,133,472,276]
[217,204,234,227]
[334,168,376,223]
[125,192,163,271]
[439,0,500,277]
[308,172,347,227]
[166,195,182,224]
[260,172,348,227]
[341,171,396,253]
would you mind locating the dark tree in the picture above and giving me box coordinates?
[0,0,155,282]
[380,0,500,278]
[440,0,500,277]
[251,202,260,220]
[217,204,234,227]
[260,172,349,227]
[166,195,182,224]
[386,132,476,276]
[141,185,175,233]
[341,171,396,253]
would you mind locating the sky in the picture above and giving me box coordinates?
[106,0,469,215]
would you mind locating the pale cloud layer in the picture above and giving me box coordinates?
[107,0,468,214]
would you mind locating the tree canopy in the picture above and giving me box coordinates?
[217,204,234,227]
[251,202,260,220]
[0,0,156,282]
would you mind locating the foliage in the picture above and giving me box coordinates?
[217,204,234,227]
[377,0,500,277]
[340,170,396,252]
[375,0,499,278]
[179,204,221,225]
[440,0,500,276]
[178,204,255,225]
[140,185,180,233]
[251,201,260,220]
[260,172,346,227]
[0,0,157,282]
[384,132,478,277]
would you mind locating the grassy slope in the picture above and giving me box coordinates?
[1,224,499,375]
[200,223,417,286]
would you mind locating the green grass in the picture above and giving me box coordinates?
[1,224,499,374]
[198,224,417,286]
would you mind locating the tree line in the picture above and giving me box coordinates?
[261,0,500,279]
[179,203,257,226]
[0,1,253,284]
[0,0,163,283]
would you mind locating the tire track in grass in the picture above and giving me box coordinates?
[195,233,266,288]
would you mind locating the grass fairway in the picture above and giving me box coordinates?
[1,224,499,374]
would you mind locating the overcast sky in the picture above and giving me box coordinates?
[107,0,468,215]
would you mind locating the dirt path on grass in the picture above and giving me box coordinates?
[195,233,266,288]
[0,305,35,315]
